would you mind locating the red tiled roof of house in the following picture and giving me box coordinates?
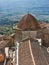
[31,41,48,65]
[42,46,49,64]
[0,35,15,49]
[3,35,15,47]
[15,14,41,30]
[19,39,34,65]
[19,38,48,65]
[40,22,49,29]
[0,40,8,49]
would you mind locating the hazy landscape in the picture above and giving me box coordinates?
[0,0,49,35]
[0,0,49,21]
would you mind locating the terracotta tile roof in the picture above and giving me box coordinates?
[15,14,41,30]
[19,40,34,65]
[0,40,8,49]
[0,35,15,49]
[39,22,47,28]
[31,41,48,65]
[40,22,49,29]
[19,38,48,65]
[3,36,15,47]
[42,46,49,64]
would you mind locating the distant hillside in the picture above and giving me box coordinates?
[0,18,18,25]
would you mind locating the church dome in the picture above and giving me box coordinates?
[17,14,41,30]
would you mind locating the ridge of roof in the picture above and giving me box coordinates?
[14,14,41,30]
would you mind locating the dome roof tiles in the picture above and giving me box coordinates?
[17,14,41,30]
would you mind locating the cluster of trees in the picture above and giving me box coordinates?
[0,26,14,35]
[0,17,19,35]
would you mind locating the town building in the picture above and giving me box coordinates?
[13,14,49,65]
[13,14,42,42]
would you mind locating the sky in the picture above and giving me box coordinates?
[0,0,49,7]
[0,0,49,12]
[0,0,49,20]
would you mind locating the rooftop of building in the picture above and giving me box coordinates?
[14,14,41,31]
[19,37,49,65]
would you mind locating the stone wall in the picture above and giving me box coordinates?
[22,31,37,39]
[15,30,22,41]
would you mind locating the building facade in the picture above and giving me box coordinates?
[14,14,42,42]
